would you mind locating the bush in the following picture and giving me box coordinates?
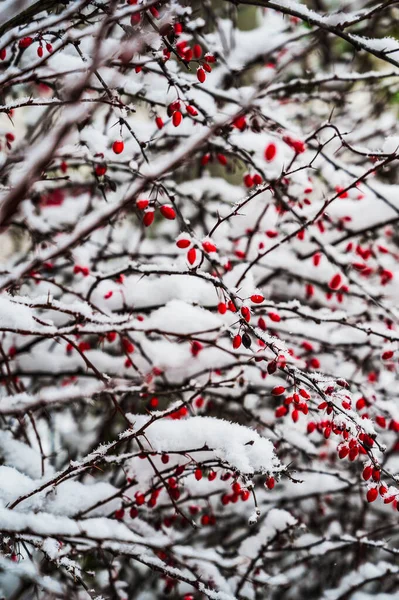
[0,1,398,598]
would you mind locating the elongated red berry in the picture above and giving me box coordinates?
[186,105,198,116]
[362,465,373,481]
[218,302,227,314]
[366,487,378,503]
[233,334,242,349]
[272,386,285,396]
[112,140,124,154]
[283,135,306,154]
[329,273,342,290]
[155,116,164,129]
[265,143,277,162]
[160,205,176,220]
[176,237,191,249]
[193,44,202,59]
[143,209,154,227]
[241,306,250,322]
[19,37,33,49]
[187,247,197,265]
[375,415,386,428]
[275,405,288,417]
[172,111,183,127]
[244,174,254,188]
[197,67,206,83]
[0,48,6,60]
[250,294,264,304]
[202,240,217,252]
[194,468,203,481]
[269,312,280,322]
[136,199,149,210]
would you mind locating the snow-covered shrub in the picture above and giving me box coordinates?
[0,0,399,598]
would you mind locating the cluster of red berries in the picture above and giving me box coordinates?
[274,387,311,422]
[221,481,251,505]
[1,132,15,152]
[200,152,228,167]
[243,173,263,188]
[129,1,160,25]
[135,199,176,227]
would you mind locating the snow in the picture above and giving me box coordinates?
[2,0,399,598]
[127,415,282,476]
[239,508,297,559]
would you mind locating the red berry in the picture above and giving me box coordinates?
[313,253,321,266]
[155,116,164,129]
[187,247,197,265]
[112,140,124,154]
[195,468,203,481]
[160,205,176,220]
[129,507,138,518]
[216,153,227,166]
[366,488,378,503]
[362,465,373,481]
[265,476,275,489]
[272,386,285,396]
[250,294,264,304]
[265,142,277,162]
[95,164,107,176]
[244,174,254,188]
[143,209,155,227]
[149,6,160,18]
[275,405,288,417]
[241,306,250,322]
[174,22,183,34]
[218,302,227,314]
[233,334,242,349]
[269,312,280,322]
[329,273,342,290]
[115,508,125,520]
[0,48,6,60]
[176,237,191,249]
[19,37,33,49]
[136,199,149,210]
[375,415,386,428]
[283,135,306,153]
[193,44,202,59]
[172,111,183,127]
[186,105,198,116]
[202,240,217,252]
[197,67,206,83]
[232,481,241,494]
